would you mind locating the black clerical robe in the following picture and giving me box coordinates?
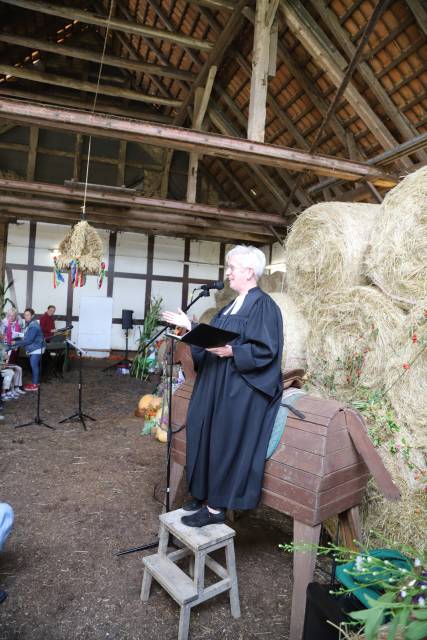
[186,286,284,510]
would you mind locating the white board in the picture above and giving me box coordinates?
[78,296,113,356]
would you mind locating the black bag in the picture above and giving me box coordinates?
[302,582,362,640]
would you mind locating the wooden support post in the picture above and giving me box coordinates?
[0,222,8,286]
[290,520,321,640]
[117,140,127,187]
[247,0,279,142]
[186,67,217,203]
[73,134,83,182]
[26,126,39,181]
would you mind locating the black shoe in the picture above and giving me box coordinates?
[0,590,7,604]
[181,506,225,528]
[182,498,204,512]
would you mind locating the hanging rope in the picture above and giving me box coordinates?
[54,4,114,288]
[81,0,115,218]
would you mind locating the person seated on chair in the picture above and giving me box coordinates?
[39,305,56,340]
[0,502,14,604]
[162,245,284,528]
[1,349,25,400]
[1,308,24,364]
[12,308,45,392]
[0,333,23,401]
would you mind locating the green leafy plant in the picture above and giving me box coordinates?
[280,541,427,640]
[131,296,163,380]
[0,281,14,318]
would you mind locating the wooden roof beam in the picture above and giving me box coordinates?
[0,98,397,186]
[0,0,213,51]
[0,64,181,108]
[0,87,172,123]
[0,178,288,227]
[0,196,274,237]
[0,207,270,243]
[0,33,197,83]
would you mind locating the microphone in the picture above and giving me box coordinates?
[197,281,224,291]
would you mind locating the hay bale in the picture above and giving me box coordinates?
[214,279,235,308]
[385,301,427,450]
[361,439,427,551]
[306,286,405,391]
[285,202,380,312]
[269,292,308,370]
[198,307,217,324]
[258,270,286,293]
[365,166,427,308]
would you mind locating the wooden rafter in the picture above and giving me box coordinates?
[309,0,426,163]
[407,0,427,36]
[279,0,413,169]
[0,0,213,51]
[0,64,182,108]
[0,33,197,82]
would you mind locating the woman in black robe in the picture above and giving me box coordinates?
[162,245,283,527]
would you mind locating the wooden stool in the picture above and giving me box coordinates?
[141,508,240,640]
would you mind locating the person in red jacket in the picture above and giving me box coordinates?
[39,305,56,340]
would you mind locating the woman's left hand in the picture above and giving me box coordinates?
[206,345,233,358]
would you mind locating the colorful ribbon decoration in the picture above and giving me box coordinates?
[53,256,65,289]
[97,261,106,289]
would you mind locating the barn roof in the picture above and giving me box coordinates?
[0,0,425,242]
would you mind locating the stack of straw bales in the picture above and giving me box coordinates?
[365,166,427,308]
[284,169,427,547]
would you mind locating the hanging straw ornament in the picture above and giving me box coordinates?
[54,220,106,288]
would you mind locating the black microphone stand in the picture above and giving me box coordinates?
[59,341,95,431]
[14,351,54,430]
[114,288,211,556]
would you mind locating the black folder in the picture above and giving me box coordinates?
[179,323,239,349]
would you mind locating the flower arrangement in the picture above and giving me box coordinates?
[280,541,427,640]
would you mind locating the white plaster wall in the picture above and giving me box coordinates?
[5,222,227,352]
[6,222,30,264]
[33,271,68,317]
[115,232,147,274]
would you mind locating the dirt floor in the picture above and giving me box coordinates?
[0,359,327,640]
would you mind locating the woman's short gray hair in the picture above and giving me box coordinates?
[226,245,266,280]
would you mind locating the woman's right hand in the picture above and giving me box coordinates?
[161,308,191,331]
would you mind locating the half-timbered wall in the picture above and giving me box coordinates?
[5,220,228,351]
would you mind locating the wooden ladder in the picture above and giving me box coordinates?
[141,508,241,640]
